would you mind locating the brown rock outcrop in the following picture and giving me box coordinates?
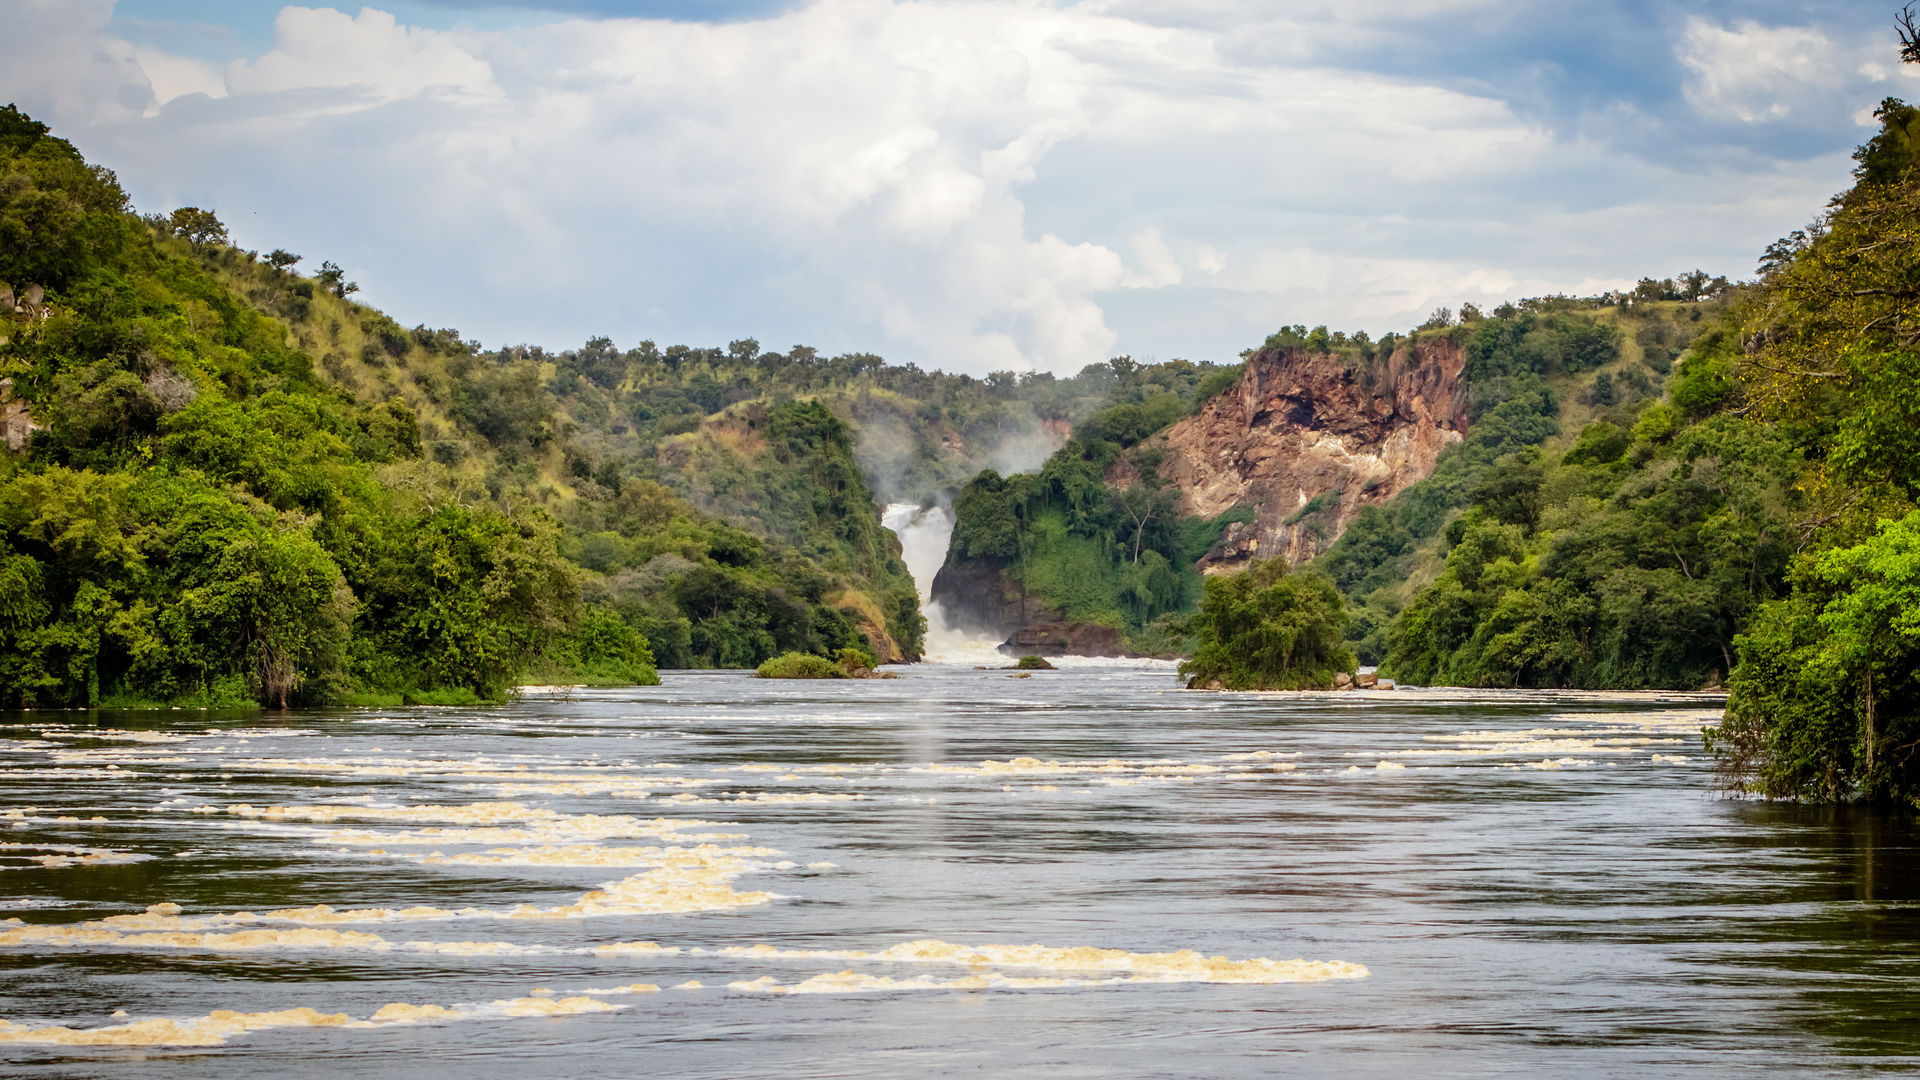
[1159,339,1469,570]
[929,558,1049,641]
[1,378,42,453]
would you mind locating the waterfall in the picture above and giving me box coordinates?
[881,502,1008,664]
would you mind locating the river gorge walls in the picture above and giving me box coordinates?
[924,338,1472,655]
[1159,338,1469,571]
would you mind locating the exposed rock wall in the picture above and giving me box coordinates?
[1,378,42,453]
[1158,339,1469,571]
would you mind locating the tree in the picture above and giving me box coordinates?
[266,249,302,271]
[1180,560,1353,690]
[570,335,625,390]
[315,260,359,299]
[1715,510,1920,805]
[167,206,228,249]
[0,105,129,288]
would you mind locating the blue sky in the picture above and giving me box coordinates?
[2,0,1908,373]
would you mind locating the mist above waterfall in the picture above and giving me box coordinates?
[855,414,1065,507]
[985,428,1061,478]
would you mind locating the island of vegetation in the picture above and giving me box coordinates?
[756,648,893,679]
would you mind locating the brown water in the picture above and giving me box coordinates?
[1,664,1917,1077]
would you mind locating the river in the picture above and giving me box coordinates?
[2,666,1918,1076]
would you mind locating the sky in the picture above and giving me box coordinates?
[0,0,1910,375]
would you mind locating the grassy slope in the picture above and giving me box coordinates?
[193,246,941,663]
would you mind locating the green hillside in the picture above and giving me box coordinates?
[1316,292,1741,673]
[0,105,920,706]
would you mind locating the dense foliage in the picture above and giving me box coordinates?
[1367,316,1800,689]
[754,651,844,679]
[1289,292,1761,680]
[1707,93,1920,804]
[1179,560,1353,690]
[1383,407,1800,688]
[0,107,955,706]
[540,335,1232,507]
[0,108,634,707]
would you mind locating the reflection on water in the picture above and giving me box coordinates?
[0,670,1916,1076]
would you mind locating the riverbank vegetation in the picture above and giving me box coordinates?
[755,647,887,679]
[1355,312,1800,690]
[1705,90,1920,804]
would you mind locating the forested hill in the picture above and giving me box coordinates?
[1316,291,1744,675]
[511,329,1237,656]
[0,105,940,707]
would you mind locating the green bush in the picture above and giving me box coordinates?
[755,652,845,679]
[836,646,878,674]
[1181,561,1353,690]
[522,605,660,686]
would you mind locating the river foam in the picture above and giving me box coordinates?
[0,994,623,1048]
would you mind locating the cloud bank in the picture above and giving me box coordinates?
[0,0,1907,373]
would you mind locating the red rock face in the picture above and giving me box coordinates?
[1157,339,1470,570]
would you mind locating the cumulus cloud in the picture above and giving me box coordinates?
[0,0,150,125]
[132,49,225,110]
[0,1,1884,372]
[1679,18,1848,124]
[225,7,501,106]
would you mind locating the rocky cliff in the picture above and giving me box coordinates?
[926,556,1142,656]
[1157,339,1469,571]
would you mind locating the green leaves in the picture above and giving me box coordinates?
[1718,510,1920,805]
[0,106,128,290]
[1179,560,1352,690]
[1829,343,1920,496]
[164,207,227,250]
[1377,401,1801,691]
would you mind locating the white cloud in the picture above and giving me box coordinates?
[225,7,499,106]
[0,0,150,126]
[1679,17,1847,124]
[133,49,226,111]
[1124,227,1181,288]
[0,2,1870,373]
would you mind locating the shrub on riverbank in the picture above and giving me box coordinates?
[1180,560,1354,690]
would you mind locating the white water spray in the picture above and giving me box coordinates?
[882,503,1009,664]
